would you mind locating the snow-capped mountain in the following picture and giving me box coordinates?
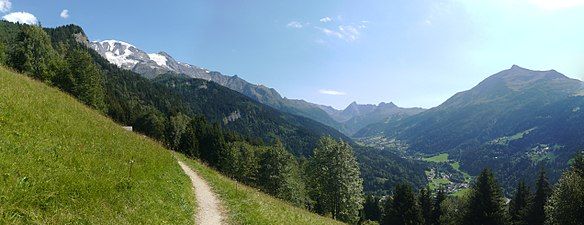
[90,40,212,79]
[88,39,347,134]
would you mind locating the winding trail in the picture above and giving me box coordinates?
[177,160,226,225]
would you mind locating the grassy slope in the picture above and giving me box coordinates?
[422,153,449,163]
[0,67,195,224]
[175,153,344,225]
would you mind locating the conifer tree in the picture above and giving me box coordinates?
[382,183,423,225]
[362,195,382,222]
[65,47,107,112]
[167,113,191,150]
[527,168,551,225]
[462,168,507,225]
[419,187,433,225]
[545,153,584,225]
[308,136,364,224]
[8,25,60,82]
[509,180,531,225]
[258,140,306,207]
[432,188,446,225]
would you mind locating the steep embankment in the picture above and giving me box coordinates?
[0,67,195,224]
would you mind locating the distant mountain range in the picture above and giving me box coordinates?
[355,65,584,190]
[89,40,424,136]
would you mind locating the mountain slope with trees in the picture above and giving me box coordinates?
[355,65,584,190]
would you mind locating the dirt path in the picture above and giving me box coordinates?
[177,160,226,225]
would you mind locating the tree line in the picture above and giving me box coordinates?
[360,153,584,225]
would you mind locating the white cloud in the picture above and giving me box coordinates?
[60,9,69,19]
[0,0,11,13]
[319,17,332,23]
[286,21,304,28]
[2,12,38,25]
[338,25,360,41]
[319,89,346,96]
[316,25,362,42]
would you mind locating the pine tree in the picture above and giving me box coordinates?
[509,180,531,225]
[228,141,260,185]
[362,195,382,222]
[308,136,364,224]
[178,119,199,158]
[462,168,507,225]
[545,154,584,225]
[7,25,60,82]
[432,188,446,225]
[258,140,306,207]
[134,109,167,140]
[65,47,107,112]
[382,183,423,225]
[419,187,433,225]
[167,113,191,150]
[527,168,551,225]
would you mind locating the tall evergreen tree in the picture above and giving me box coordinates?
[382,183,423,225]
[134,109,167,140]
[546,153,584,225]
[527,168,551,225]
[258,140,306,207]
[7,25,60,82]
[65,47,107,112]
[167,113,191,150]
[308,136,364,224]
[178,119,200,158]
[362,195,382,222]
[463,168,507,225]
[432,188,446,225]
[419,187,433,225]
[509,180,531,225]
[227,141,260,185]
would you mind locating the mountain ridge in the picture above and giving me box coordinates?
[354,65,584,190]
[89,39,425,136]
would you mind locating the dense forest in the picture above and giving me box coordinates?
[2,20,583,225]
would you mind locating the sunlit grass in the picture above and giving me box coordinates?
[174,153,345,225]
[422,153,449,163]
[0,67,195,224]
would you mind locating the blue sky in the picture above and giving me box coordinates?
[3,0,584,109]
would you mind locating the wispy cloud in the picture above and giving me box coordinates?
[2,12,38,25]
[60,9,69,19]
[0,0,11,13]
[319,16,332,23]
[286,21,304,29]
[316,24,362,42]
[319,89,347,96]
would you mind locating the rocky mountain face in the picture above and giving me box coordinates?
[355,65,584,190]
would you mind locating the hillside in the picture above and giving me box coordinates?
[152,74,350,156]
[175,154,345,225]
[355,65,584,190]
[23,21,350,157]
[89,40,346,133]
[0,67,195,224]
